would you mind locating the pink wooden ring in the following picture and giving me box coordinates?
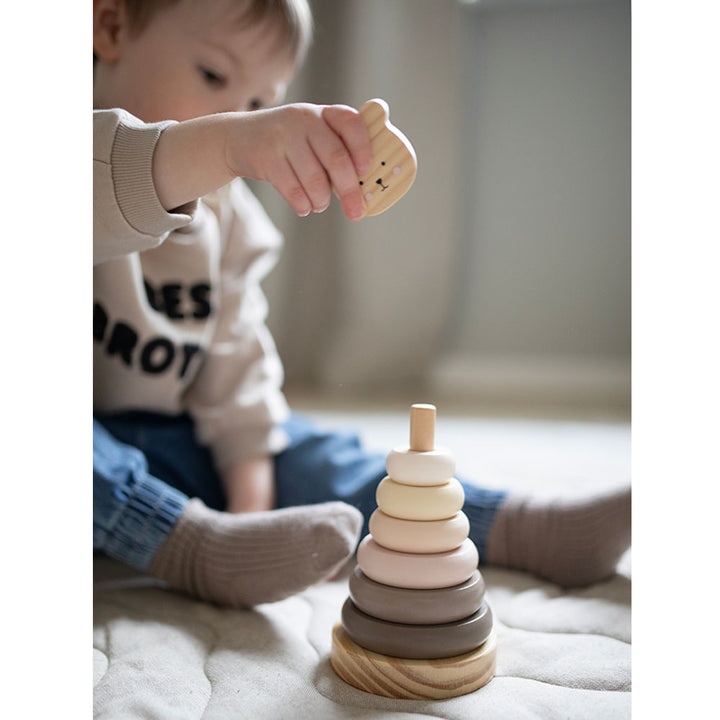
[357,536,479,590]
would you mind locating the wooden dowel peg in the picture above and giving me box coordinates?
[410,404,436,452]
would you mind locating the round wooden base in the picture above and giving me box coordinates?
[330,624,497,700]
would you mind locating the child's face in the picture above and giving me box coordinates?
[95,0,297,122]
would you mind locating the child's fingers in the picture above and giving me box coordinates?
[238,103,372,220]
[320,105,372,221]
[308,130,365,221]
[286,144,333,214]
[268,160,314,217]
[321,105,372,176]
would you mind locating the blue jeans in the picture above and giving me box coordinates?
[93,412,506,571]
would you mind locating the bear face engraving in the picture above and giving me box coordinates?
[357,99,417,217]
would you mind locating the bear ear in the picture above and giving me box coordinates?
[360,98,390,124]
[357,98,417,217]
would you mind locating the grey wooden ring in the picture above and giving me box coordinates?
[349,567,485,625]
[341,598,494,660]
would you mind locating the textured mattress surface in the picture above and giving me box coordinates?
[94,410,631,719]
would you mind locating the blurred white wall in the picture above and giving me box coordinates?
[257,0,630,411]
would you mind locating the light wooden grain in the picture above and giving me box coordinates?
[409,403,436,452]
[357,99,418,217]
[331,624,496,699]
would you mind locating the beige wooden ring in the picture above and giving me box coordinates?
[341,598,493,660]
[349,567,485,625]
[357,536,479,589]
[386,446,456,486]
[376,476,464,521]
[369,509,469,553]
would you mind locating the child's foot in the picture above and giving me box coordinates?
[149,499,363,607]
[484,484,631,587]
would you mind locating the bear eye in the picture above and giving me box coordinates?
[359,180,364,186]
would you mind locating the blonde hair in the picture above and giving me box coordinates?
[124,0,313,65]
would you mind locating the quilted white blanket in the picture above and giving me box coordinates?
[93,409,631,719]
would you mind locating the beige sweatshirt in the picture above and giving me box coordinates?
[93,108,290,470]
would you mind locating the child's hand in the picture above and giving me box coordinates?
[225,103,372,221]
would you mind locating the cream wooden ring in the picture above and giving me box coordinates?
[376,476,464,521]
[386,446,456,486]
[357,536,479,589]
[369,509,469,553]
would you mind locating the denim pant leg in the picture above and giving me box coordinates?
[93,418,189,571]
[93,412,228,571]
[274,413,387,540]
[96,412,227,510]
[274,413,508,562]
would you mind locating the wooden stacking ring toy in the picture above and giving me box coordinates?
[331,404,497,699]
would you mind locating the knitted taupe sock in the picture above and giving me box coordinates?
[485,484,631,587]
[149,499,363,607]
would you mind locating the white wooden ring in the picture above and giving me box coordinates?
[386,446,456,486]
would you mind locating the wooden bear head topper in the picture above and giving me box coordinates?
[357,99,417,217]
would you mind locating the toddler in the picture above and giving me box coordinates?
[93,0,630,608]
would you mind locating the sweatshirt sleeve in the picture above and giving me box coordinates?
[93,108,197,265]
[182,180,290,470]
